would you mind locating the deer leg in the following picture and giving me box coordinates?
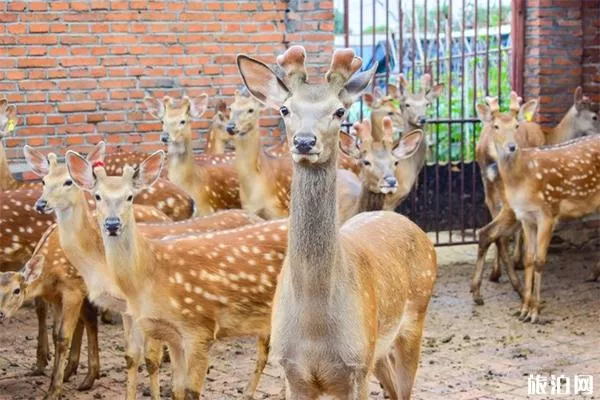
[184,336,214,399]
[393,317,425,400]
[45,296,83,400]
[122,314,143,400]
[527,218,553,324]
[519,221,537,322]
[63,319,84,381]
[144,337,163,400]
[471,206,517,305]
[513,228,525,270]
[586,261,600,282]
[489,238,507,282]
[33,298,49,375]
[77,300,99,391]
[165,341,186,400]
[242,335,270,399]
[499,235,523,298]
[374,354,398,399]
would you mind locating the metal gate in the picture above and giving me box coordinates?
[339,0,517,245]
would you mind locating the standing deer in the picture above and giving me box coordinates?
[65,150,289,399]
[363,88,405,140]
[206,99,233,154]
[144,95,241,216]
[477,132,599,323]
[395,74,445,133]
[25,142,261,400]
[238,46,436,399]
[542,87,599,145]
[0,225,100,400]
[226,89,292,219]
[338,117,424,223]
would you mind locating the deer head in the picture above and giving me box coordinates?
[478,92,538,160]
[226,88,263,137]
[363,88,405,138]
[573,87,599,136]
[0,98,17,138]
[144,95,208,155]
[237,46,376,166]
[396,73,444,129]
[66,150,164,237]
[0,255,44,322]
[24,142,105,215]
[208,100,233,149]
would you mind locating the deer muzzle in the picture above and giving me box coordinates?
[160,132,170,143]
[103,217,122,237]
[35,199,51,214]
[380,176,398,194]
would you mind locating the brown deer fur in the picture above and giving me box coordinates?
[144,95,241,216]
[205,100,233,155]
[238,45,437,399]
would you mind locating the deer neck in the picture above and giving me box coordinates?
[357,187,386,213]
[207,127,224,154]
[55,191,104,267]
[548,106,577,145]
[288,155,343,298]
[496,149,526,189]
[234,123,262,191]
[167,135,195,187]
[370,112,385,142]
[0,140,18,190]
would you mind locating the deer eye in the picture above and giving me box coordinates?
[334,108,346,119]
[64,179,73,186]
[180,120,186,125]
[362,160,371,166]
[280,106,290,117]
[13,287,20,295]
[394,160,399,166]
[95,194,101,201]
[515,124,519,129]
[41,179,45,186]
[248,109,254,114]
[387,112,394,116]
[405,104,410,108]
[593,115,598,121]
[493,124,500,129]
[127,195,133,202]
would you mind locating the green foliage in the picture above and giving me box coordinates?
[334,8,345,34]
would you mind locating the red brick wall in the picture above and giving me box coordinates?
[582,0,599,105]
[0,0,334,161]
[523,0,584,126]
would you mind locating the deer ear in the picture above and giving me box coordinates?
[22,256,44,285]
[133,151,164,190]
[393,130,424,159]
[0,98,7,114]
[363,93,375,107]
[476,104,492,123]
[341,63,378,107]
[144,96,165,119]
[66,150,96,191]
[518,99,538,122]
[5,105,16,121]
[237,55,290,110]
[574,86,587,112]
[427,83,445,101]
[216,100,228,114]
[86,141,106,165]
[339,131,361,159]
[185,94,208,118]
[23,145,50,177]
[387,83,399,99]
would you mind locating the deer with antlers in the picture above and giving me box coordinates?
[476,131,599,323]
[65,148,290,399]
[238,46,436,398]
[363,88,405,140]
[226,89,293,219]
[144,95,241,216]
[0,225,100,400]
[338,117,424,223]
[24,141,262,399]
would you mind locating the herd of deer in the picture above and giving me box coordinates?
[0,46,598,399]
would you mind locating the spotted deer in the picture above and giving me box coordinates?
[206,99,233,154]
[66,150,289,399]
[542,87,599,145]
[26,142,262,400]
[476,133,600,323]
[338,117,424,223]
[239,45,437,398]
[144,95,241,216]
[471,93,545,300]
[226,89,292,219]
[0,225,100,400]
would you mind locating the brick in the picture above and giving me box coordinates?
[58,102,97,113]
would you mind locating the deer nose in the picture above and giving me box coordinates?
[160,132,170,143]
[0,311,4,322]
[507,143,517,153]
[35,199,48,213]
[292,134,317,154]
[418,116,427,125]
[226,123,237,135]
[384,176,398,188]
[103,217,121,236]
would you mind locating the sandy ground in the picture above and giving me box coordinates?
[0,244,598,400]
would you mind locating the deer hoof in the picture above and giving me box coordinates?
[76,373,96,391]
[472,295,484,306]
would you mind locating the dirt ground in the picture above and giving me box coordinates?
[0,244,598,400]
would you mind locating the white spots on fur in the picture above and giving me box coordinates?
[174,272,183,284]
[169,298,180,309]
